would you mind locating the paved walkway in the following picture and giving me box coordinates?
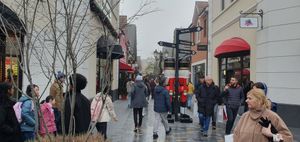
[107,100,300,142]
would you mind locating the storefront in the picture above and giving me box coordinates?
[214,37,250,89]
[0,2,25,98]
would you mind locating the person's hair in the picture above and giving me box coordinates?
[0,82,13,105]
[69,73,87,91]
[26,84,39,97]
[45,95,54,103]
[253,82,268,95]
[247,88,271,109]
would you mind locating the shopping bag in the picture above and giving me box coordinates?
[217,105,224,123]
[224,134,233,142]
[193,102,198,118]
[223,105,228,121]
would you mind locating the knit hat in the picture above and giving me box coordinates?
[135,75,143,81]
[254,82,268,96]
[56,71,65,79]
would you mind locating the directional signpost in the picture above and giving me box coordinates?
[158,26,203,121]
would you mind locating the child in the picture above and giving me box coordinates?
[39,96,57,136]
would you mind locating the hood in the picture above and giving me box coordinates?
[155,86,165,94]
[135,81,145,88]
[19,95,31,102]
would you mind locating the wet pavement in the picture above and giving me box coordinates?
[107,100,226,142]
[106,100,300,142]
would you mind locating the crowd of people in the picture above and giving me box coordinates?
[0,71,294,142]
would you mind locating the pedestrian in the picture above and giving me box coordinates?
[49,71,65,133]
[131,75,148,133]
[187,81,194,109]
[19,84,40,142]
[152,76,172,139]
[221,77,244,135]
[150,78,156,99]
[126,78,134,108]
[39,96,57,137]
[0,82,22,142]
[252,82,277,112]
[233,88,293,142]
[241,76,253,112]
[211,80,222,130]
[195,76,220,137]
[64,73,91,134]
[91,91,117,140]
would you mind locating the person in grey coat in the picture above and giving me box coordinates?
[131,75,148,133]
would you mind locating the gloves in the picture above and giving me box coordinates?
[258,117,278,134]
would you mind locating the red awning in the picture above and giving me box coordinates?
[119,62,134,72]
[214,37,250,58]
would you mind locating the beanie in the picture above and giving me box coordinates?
[56,71,65,79]
[135,75,143,81]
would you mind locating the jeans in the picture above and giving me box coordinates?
[225,106,239,134]
[133,108,143,128]
[187,94,193,107]
[153,112,169,134]
[96,122,107,139]
[22,131,35,142]
[198,112,211,132]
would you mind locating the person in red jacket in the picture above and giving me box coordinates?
[39,96,57,136]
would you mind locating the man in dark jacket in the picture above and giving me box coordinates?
[152,76,171,139]
[64,73,91,134]
[221,77,244,135]
[195,76,220,137]
[131,75,148,133]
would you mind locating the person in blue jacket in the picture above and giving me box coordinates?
[152,76,171,139]
[19,84,39,142]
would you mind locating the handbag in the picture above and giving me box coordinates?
[224,134,233,142]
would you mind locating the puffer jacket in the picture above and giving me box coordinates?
[91,93,117,122]
[153,86,171,113]
[196,84,220,116]
[19,95,36,132]
[131,81,148,108]
[39,103,56,135]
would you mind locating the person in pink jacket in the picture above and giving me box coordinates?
[39,96,57,136]
[91,92,117,139]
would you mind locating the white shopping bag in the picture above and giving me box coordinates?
[224,134,234,142]
[193,102,198,118]
[217,105,224,123]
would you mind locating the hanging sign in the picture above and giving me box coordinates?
[240,17,258,28]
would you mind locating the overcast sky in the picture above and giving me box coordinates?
[120,0,205,59]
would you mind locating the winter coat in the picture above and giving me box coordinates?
[0,98,22,142]
[50,80,64,111]
[234,109,293,142]
[91,93,117,122]
[19,95,36,132]
[153,86,171,113]
[195,84,220,116]
[222,85,244,108]
[39,103,57,135]
[131,81,148,108]
[64,91,91,134]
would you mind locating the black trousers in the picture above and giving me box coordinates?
[133,108,143,128]
[96,122,107,139]
[225,106,239,134]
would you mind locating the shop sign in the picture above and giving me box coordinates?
[240,17,258,28]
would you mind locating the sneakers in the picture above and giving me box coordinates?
[153,133,158,139]
[212,125,216,130]
[166,128,172,135]
[203,132,208,137]
[134,128,138,133]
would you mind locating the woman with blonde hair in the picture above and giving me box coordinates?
[234,88,293,142]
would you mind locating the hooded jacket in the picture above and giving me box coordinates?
[39,103,57,135]
[131,81,148,108]
[19,95,36,132]
[0,97,22,142]
[153,86,171,113]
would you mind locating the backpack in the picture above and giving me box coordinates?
[13,100,34,123]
